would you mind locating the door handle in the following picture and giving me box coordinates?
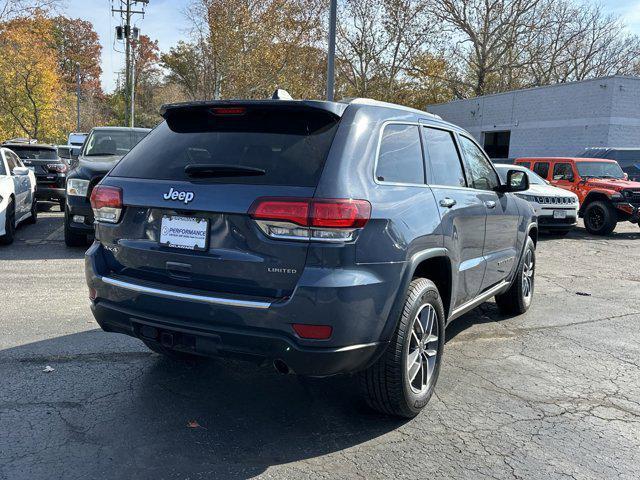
[439,198,457,208]
[485,200,497,209]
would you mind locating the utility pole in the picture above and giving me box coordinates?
[130,41,136,127]
[326,0,337,101]
[76,63,81,131]
[112,0,147,127]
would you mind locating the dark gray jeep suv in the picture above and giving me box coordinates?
[85,98,537,417]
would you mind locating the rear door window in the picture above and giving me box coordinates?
[110,107,340,187]
[459,135,499,191]
[423,127,466,187]
[375,124,424,184]
[533,162,550,179]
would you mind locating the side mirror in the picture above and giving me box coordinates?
[623,173,629,181]
[13,166,30,176]
[496,170,529,193]
[71,147,81,158]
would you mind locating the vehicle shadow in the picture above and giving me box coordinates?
[538,225,640,242]
[1,212,86,260]
[0,330,406,480]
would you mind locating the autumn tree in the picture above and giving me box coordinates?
[130,34,162,127]
[49,15,106,130]
[0,15,73,142]
[0,0,59,21]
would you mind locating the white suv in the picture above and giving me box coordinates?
[495,164,579,235]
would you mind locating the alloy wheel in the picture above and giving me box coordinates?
[406,304,439,394]
[522,249,534,299]
[588,206,605,231]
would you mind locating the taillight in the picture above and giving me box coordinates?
[90,185,123,224]
[47,163,67,173]
[249,197,371,242]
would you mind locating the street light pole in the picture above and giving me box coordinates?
[76,63,81,131]
[130,42,135,127]
[326,0,337,101]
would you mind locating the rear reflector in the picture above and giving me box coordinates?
[90,186,123,223]
[292,324,333,340]
[249,198,370,228]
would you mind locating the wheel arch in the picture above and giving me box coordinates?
[379,248,453,344]
[579,191,612,215]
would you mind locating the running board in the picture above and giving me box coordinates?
[448,281,510,323]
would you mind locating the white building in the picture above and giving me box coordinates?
[427,76,640,160]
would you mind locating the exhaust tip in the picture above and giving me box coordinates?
[273,359,291,375]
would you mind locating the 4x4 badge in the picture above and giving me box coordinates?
[163,187,194,204]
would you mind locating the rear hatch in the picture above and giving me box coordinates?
[10,146,63,182]
[99,102,342,299]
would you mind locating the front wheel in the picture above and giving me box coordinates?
[360,278,445,418]
[584,201,617,235]
[26,198,37,224]
[495,237,535,315]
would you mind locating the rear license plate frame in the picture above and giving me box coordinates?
[159,215,209,251]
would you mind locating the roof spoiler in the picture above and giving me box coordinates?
[160,99,347,119]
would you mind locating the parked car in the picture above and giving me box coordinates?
[515,157,640,235]
[578,148,640,182]
[0,147,37,244]
[494,164,578,235]
[85,97,538,418]
[67,132,88,147]
[65,126,151,246]
[57,145,82,164]
[1,142,67,210]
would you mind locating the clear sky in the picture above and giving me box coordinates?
[65,0,640,94]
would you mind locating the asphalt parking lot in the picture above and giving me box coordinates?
[1,210,639,480]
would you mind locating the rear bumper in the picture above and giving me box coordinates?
[91,299,385,376]
[85,242,400,376]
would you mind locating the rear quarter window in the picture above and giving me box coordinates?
[375,124,424,184]
[109,107,340,187]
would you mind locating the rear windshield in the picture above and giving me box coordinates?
[83,130,149,158]
[109,106,340,187]
[9,147,57,160]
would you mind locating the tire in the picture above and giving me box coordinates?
[64,209,88,247]
[360,278,445,418]
[584,201,617,235]
[26,198,37,225]
[142,339,204,364]
[0,198,16,245]
[495,237,535,315]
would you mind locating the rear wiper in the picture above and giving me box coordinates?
[184,164,266,178]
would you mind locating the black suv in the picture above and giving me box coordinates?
[2,142,67,209]
[85,98,537,417]
[65,127,150,246]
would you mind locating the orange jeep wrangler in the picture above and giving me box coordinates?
[515,157,640,235]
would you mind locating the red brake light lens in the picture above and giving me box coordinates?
[249,198,371,228]
[310,199,371,228]
[90,186,122,210]
[292,324,333,340]
[250,199,310,226]
[211,107,246,116]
